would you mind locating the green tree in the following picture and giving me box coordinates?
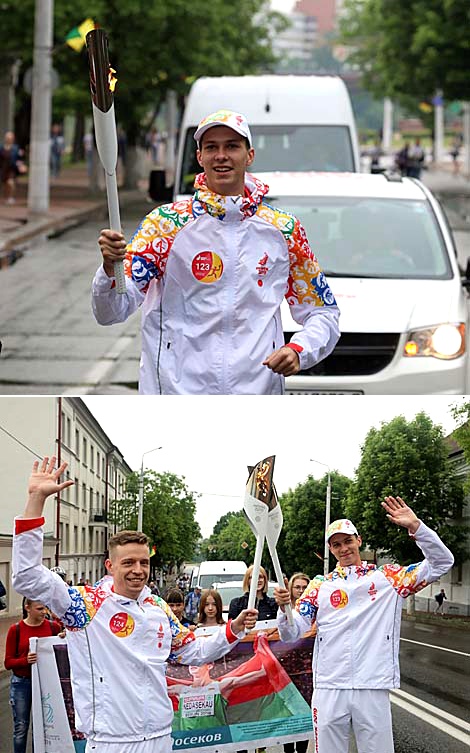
[1,0,286,146]
[346,412,467,564]
[111,469,201,571]
[205,511,257,565]
[339,0,470,103]
[278,472,353,577]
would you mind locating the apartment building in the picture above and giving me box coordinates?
[0,397,133,615]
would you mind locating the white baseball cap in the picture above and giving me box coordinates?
[326,519,359,542]
[194,109,252,147]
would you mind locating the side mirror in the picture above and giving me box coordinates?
[148,170,173,203]
[461,257,470,289]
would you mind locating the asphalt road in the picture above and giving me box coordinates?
[0,196,469,395]
[0,620,468,753]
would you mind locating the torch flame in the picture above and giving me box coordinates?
[108,66,117,93]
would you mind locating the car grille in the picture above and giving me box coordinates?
[284,332,401,376]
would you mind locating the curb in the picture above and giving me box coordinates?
[0,188,145,259]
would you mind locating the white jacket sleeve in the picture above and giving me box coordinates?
[12,518,73,618]
[381,521,454,597]
[170,620,245,666]
[284,217,340,370]
[91,265,144,325]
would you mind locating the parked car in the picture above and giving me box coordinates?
[212,580,278,620]
[258,170,469,394]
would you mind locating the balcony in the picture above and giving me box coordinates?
[90,509,107,524]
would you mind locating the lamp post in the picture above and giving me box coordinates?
[310,458,331,577]
[137,446,162,532]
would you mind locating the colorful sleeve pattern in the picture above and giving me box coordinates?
[256,204,336,308]
[380,562,428,598]
[296,576,324,621]
[62,583,108,630]
[124,200,193,293]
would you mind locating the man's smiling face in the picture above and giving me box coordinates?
[197,125,255,196]
[106,542,150,599]
[329,532,363,568]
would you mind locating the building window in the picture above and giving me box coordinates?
[75,429,80,456]
[82,483,87,510]
[74,479,79,507]
[96,451,100,478]
[90,444,94,472]
[83,437,87,466]
[74,526,78,553]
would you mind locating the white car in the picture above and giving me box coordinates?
[212,580,278,620]
[260,171,469,394]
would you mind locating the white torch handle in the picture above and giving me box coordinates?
[268,543,293,625]
[92,101,126,294]
[247,534,264,613]
[104,171,126,293]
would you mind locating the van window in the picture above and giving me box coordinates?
[266,197,453,280]
[199,572,246,589]
[179,125,355,195]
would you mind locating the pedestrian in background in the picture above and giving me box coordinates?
[274,496,454,753]
[165,587,194,628]
[93,109,339,395]
[4,599,62,753]
[184,585,202,624]
[197,588,225,627]
[434,587,447,615]
[228,564,277,620]
[0,130,26,205]
[50,123,65,178]
[407,138,425,179]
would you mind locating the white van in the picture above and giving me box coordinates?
[191,560,247,590]
[173,74,360,200]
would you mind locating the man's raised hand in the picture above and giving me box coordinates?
[381,495,420,534]
[25,456,74,518]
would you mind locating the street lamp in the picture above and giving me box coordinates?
[310,458,331,577]
[137,447,162,532]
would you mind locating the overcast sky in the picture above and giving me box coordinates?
[81,396,465,538]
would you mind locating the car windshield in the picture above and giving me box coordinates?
[266,196,453,279]
[215,583,276,609]
[178,125,355,194]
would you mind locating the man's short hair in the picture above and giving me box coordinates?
[108,530,149,556]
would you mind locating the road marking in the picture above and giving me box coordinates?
[391,689,470,745]
[63,335,136,393]
[401,637,470,657]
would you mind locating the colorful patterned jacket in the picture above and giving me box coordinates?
[277,522,453,689]
[12,517,243,743]
[92,172,340,394]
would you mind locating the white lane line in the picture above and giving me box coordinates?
[391,689,470,746]
[401,637,470,657]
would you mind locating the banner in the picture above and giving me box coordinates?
[167,622,315,753]
[30,636,86,753]
[31,623,314,753]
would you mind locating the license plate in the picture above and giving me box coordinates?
[286,390,364,395]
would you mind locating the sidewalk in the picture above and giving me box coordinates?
[0,163,144,266]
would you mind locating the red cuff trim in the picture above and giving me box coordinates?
[15,517,45,535]
[110,279,116,289]
[286,342,303,353]
[226,619,239,643]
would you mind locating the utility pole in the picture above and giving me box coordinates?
[28,0,53,215]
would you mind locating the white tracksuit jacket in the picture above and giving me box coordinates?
[92,172,340,395]
[12,517,244,743]
[277,522,453,689]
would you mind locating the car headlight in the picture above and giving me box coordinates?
[404,323,466,360]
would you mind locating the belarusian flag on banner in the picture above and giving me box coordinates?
[65,18,96,52]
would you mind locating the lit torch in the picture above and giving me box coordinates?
[244,456,293,625]
[86,28,126,294]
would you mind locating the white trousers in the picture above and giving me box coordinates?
[311,688,394,753]
[85,735,173,753]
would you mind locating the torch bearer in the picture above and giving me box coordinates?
[86,28,126,294]
[244,456,293,625]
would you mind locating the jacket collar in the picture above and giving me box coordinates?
[193,171,269,220]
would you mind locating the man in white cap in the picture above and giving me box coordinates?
[93,109,339,394]
[274,495,454,753]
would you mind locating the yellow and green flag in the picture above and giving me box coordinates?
[65,18,96,52]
